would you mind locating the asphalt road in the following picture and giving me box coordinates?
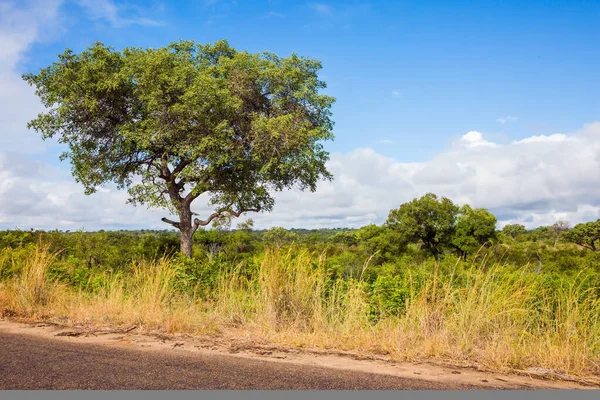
[0,332,488,390]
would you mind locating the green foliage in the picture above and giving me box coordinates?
[330,231,358,247]
[263,226,299,247]
[368,274,411,317]
[236,219,254,232]
[502,223,527,239]
[563,220,600,251]
[194,228,226,248]
[386,193,459,260]
[525,226,552,242]
[23,40,335,255]
[171,254,227,296]
[452,205,497,256]
[355,224,405,264]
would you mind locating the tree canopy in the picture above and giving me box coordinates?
[452,205,497,256]
[263,226,299,247]
[562,220,600,251]
[23,40,335,256]
[385,193,459,260]
[502,224,527,239]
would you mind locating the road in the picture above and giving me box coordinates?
[0,331,488,390]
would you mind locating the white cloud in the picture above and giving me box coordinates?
[250,123,600,229]
[0,0,63,153]
[391,89,401,97]
[376,139,394,144]
[515,133,569,144]
[0,153,173,230]
[497,116,517,124]
[3,121,600,230]
[76,0,163,27]
[458,131,497,149]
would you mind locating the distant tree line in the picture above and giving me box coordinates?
[3,192,600,274]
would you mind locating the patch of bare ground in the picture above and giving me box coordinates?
[1,318,597,390]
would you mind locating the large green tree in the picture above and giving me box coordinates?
[452,205,497,257]
[386,193,458,260]
[23,40,335,256]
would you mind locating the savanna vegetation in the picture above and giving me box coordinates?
[1,193,599,378]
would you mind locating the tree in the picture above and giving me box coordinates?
[527,226,552,243]
[502,224,527,239]
[23,40,335,256]
[452,205,497,257]
[549,220,570,247]
[330,231,359,248]
[355,224,405,264]
[562,220,600,251]
[262,227,299,247]
[194,229,226,257]
[386,193,458,261]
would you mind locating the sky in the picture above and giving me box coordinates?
[1,0,600,231]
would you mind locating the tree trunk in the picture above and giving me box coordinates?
[180,227,193,257]
[178,204,194,257]
[162,189,257,256]
[158,160,205,257]
[432,248,440,262]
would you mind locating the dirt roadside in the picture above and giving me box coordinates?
[0,319,597,390]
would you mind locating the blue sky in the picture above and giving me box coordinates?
[25,0,600,160]
[1,0,600,230]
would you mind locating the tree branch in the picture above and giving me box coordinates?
[159,160,172,182]
[191,206,260,234]
[227,208,261,218]
[184,190,201,205]
[175,177,187,191]
[161,217,181,229]
[172,158,190,176]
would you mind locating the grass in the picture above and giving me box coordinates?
[1,245,599,377]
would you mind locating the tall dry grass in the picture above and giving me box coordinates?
[0,245,599,377]
[0,246,67,317]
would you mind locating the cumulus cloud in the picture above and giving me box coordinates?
[458,131,497,149]
[254,123,600,229]
[0,153,173,229]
